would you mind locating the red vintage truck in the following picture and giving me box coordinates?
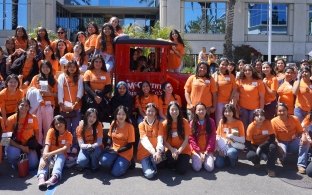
[113,36,190,109]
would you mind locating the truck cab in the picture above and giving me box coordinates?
[113,36,190,109]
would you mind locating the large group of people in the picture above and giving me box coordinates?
[0,16,311,192]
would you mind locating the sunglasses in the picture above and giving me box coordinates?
[57,32,65,34]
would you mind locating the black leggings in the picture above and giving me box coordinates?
[246,143,277,170]
[164,150,190,174]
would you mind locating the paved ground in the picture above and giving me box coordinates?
[0,156,312,195]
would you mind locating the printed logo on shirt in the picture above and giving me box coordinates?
[262,130,269,135]
[223,128,229,134]
[225,76,230,81]
[251,82,258,87]
[172,132,178,137]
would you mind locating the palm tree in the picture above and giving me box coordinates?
[223,0,236,61]
[12,0,18,29]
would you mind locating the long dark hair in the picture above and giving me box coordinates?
[14,26,28,41]
[55,39,68,59]
[221,104,239,124]
[74,41,87,66]
[261,61,276,78]
[39,60,56,87]
[50,115,67,146]
[138,81,151,103]
[12,99,31,141]
[239,64,261,80]
[5,74,20,89]
[100,23,115,52]
[192,102,212,137]
[169,29,184,46]
[82,108,99,143]
[195,61,210,79]
[86,22,99,37]
[217,57,229,75]
[166,101,184,140]
[43,45,56,60]
[36,27,50,45]
[111,106,131,132]
[66,60,80,84]
[88,54,107,72]
[160,81,177,105]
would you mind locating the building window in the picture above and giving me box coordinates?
[64,0,159,7]
[184,1,226,34]
[309,5,312,35]
[0,0,27,30]
[248,3,288,35]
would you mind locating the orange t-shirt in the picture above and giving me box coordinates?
[83,70,111,91]
[95,35,114,55]
[62,53,88,66]
[214,73,236,103]
[38,39,50,51]
[38,59,60,75]
[246,120,275,145]
[22,60,34,78]
[76,123,103,144]
[5,113,39,145]
[29,75,57,106]
[294,80,312,112]
[0,88,24,114]
[217,119,245,138]
[168,43,185,69]
[277,81,295,114]
[158,94,181,117]
[236,79,265,110]
[162,118,191,155]
[109,122,135,161]
[137,120,164,161]
[302,115,312,129]
[15,38,27,50]
[263,75,278,104]
[61,75,81,110]
[135,94,159,113]
[51,39,73,53]
[184,75,217,108]
[84,34,98,51]
[45,128,72,153]
[271,115,302,142]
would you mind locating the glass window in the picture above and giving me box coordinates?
[184,1,226,34]
[0,0,27,30]
[130,47,161,72]
[248,3,288,35]
[309,5,312,35]
[64,0,159,7]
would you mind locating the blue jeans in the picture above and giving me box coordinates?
[294,107,308,123]
[141,156,157,179]
[99,152,130,177]
[239,108,254,130]
[37,154,66,179]
[278,138,310,168]
[64,110,81,148]
[77,147,102,170]
[215,147,238,168]
[215,102,226,125]
[6,145,38,170]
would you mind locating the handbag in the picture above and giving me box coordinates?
[18,153,29,177]
[61,76,77,118]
